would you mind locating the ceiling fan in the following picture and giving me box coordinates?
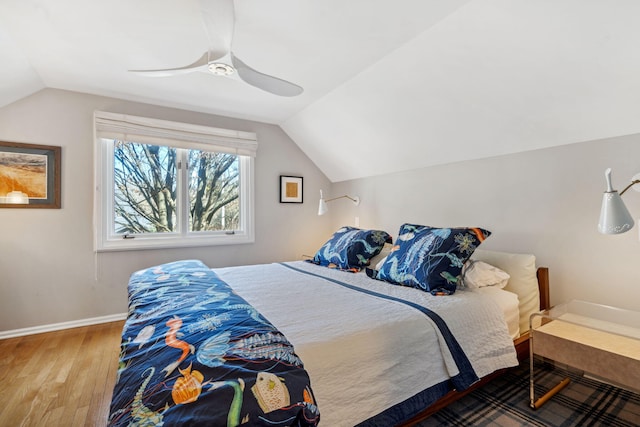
[129,0,303,97]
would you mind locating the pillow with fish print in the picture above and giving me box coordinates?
[309,226,392,271]
[377,223,491,295]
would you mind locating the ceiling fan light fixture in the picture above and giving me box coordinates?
[208,62,234,76]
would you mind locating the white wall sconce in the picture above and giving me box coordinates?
[3,190,29,204]
[318,190,360,216]
[598,168,640,234]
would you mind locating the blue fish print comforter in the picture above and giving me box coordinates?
[108,260,319,427]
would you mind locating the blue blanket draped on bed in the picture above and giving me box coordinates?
[108,260,319,427]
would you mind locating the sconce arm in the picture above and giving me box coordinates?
[620,179,640,196]
[325,195,359,204]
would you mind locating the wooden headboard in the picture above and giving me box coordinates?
[537,267,550,311]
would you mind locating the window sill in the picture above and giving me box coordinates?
[95,233,254,252]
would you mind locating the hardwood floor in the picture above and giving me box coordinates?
[0,321,124,427]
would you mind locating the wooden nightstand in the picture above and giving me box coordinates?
[529,300,640,409]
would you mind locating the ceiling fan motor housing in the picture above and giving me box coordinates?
[208,62,234,75]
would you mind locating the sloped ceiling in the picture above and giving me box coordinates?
[2,0,640,182]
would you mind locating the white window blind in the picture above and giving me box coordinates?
[94,111,258,157]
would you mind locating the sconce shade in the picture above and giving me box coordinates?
[318,199,328,216]
[598,191,634,234]
[598,168,634,234]
[5,190,29,204]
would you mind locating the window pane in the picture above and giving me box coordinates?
[113,141,177,234]
[188,150,240,232]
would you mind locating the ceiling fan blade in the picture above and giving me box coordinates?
[231,53,303,97]
[199,0,234,54]
[129,52,210,77]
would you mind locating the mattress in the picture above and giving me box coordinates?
[216,261,518,426]
[472,286,521,339]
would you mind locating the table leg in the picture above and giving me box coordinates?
[531,378,571,409]
[529,334,536,408]
[530,333,572,409]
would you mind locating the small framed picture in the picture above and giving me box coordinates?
[280,175,303,203]
[0,141,61,208]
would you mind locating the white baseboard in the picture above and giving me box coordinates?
[0,313,127,340]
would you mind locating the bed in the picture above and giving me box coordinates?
[108,224,549,427]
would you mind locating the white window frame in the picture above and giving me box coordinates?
[93,111,256,252]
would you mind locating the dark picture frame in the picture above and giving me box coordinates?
[279,175,303,203]
[0,141,61,209]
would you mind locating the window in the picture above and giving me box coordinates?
[94,111,256,251]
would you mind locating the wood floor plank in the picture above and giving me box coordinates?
[71,405,89,427]
[87,322,123,425]
[42,405,66,427]
[52,328,86,384]
[15,335,49,379]
[0,321,124,427]
[0,337,20,374]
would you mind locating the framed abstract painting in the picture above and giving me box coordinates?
[0,141,61,208]
[279,175,303,203]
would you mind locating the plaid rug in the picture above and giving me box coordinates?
[418,359,640,426]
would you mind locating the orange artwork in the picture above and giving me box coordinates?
[280,175,302,203]
[0,152,47,199]
[286,182,298,198]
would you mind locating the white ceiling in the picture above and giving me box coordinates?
[2,0,640,182]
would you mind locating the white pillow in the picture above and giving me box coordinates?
[375,256,387,271]
[471,249,540,335]
[461,260,510,289]
[368,243,393,270]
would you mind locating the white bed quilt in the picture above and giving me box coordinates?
[216,261,518,426]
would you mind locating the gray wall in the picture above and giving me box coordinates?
[0,89,333,331]
[2,88,639,332]
[331,136,640,311]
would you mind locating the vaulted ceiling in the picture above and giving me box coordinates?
[2,0,640,182]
